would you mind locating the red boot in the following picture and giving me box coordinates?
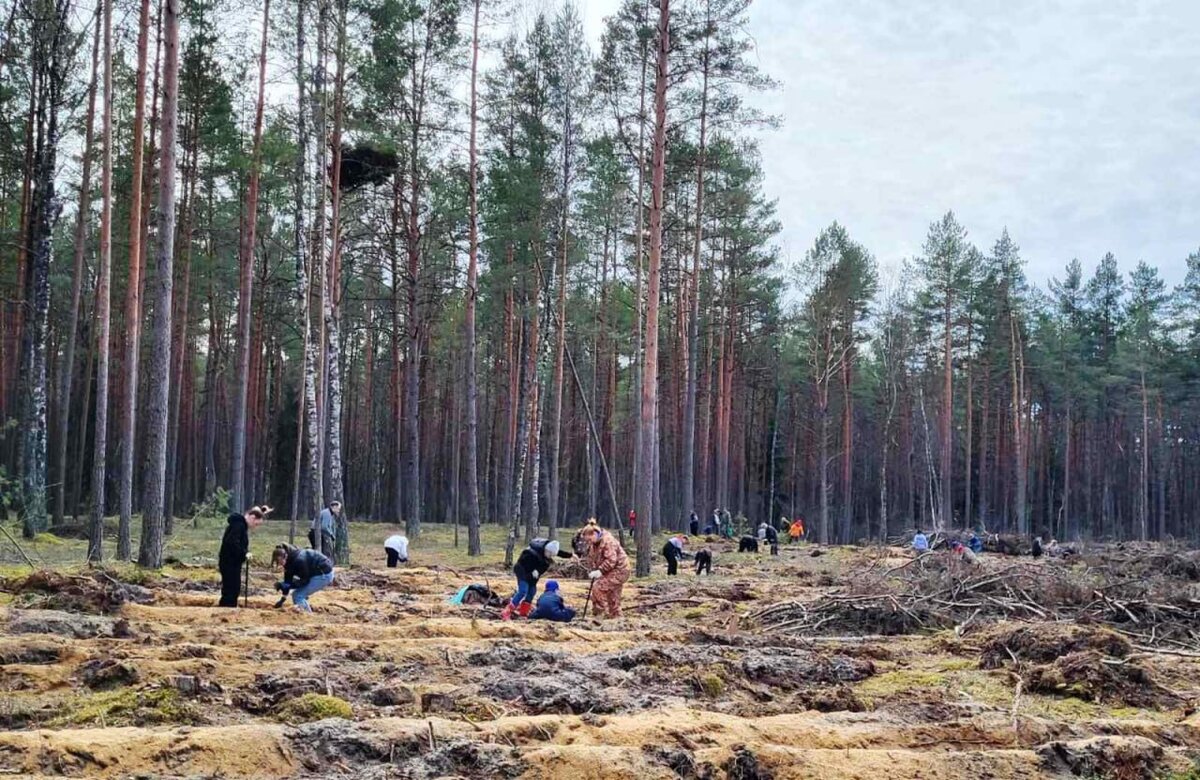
[517,601,533,618]
[500,601,516,621]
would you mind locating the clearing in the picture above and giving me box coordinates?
[1,520,1199,779]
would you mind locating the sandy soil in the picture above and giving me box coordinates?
[1,533,1198,779]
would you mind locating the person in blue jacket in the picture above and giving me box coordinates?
[529,580,575,623]
[967,532,983,554]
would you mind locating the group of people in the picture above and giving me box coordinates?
[217,503,340,612]
[911,529,1075,565]
[501,519,631,622]
[219,500,798,618]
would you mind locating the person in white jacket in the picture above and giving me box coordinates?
[384,534,409,568]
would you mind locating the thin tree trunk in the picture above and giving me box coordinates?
[54,4,100,528]
[164,112,198,528]
[290,0,321,536]
[137,0,181,569]
[1139,368,1148,541]
[683,25,708,523]
[21,0,70,538]
[637,0,669,577]
[325,0,347,563]
[229,0,271,514]
[939,291,952,532]
[89,0,115,562]
[463,0,482,556]
[118,0,154,560]
[964,317,973,529]
[404,64,422,540]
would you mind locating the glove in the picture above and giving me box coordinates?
[531,570,539,579]
[274,581,291,594]
[589,570,602,580]
[245,553,253,561]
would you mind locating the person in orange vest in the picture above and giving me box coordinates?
[788,517,805,543]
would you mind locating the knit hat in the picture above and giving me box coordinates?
[545,580,559,591]
[544,540,561,558]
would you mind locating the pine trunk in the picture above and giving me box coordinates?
[637,0,669,577]
[463,0,481,555]
[137,0,180,569]
[88,0,115,561]
[229,0,271,514]
[118,0,153,559]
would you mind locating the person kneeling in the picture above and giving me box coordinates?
[529,580,575,623]
[272,544,335,613]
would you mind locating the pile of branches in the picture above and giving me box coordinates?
[0,569,154,614]
[746,555,1200,651]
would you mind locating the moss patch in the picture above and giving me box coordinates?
[49,688,197,727]
[856,669,948,701]
[274,693,353,723]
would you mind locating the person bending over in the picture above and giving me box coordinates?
[661,535,688,575]
[272,543,335,613]
[694,548,713,576]
[501,538,572,620]
[384,534,408,568]
[738,535,759,553]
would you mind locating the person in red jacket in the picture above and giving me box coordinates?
[628,509,637,532]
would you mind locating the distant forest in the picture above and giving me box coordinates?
[2,0,1198,571]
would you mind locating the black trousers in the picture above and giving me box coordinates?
[666,556,678,575]
[218,564,241,607]
[385,548,400,568]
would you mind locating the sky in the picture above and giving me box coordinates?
[565,0,1200,287]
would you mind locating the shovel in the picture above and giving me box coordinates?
[581,578,596,619]
[242,558,250,608]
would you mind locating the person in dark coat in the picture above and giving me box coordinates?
[217,506,266,607]
[688,512,700,536]
[759,523,780,556]
[529,580,576,622]
[500,538,574,620]
[694,548,713,576]
[1031,536,1043,558]
[272,543,335,612]
[661,535,688,575]
[738,535,759,553]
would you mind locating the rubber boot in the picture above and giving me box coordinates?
[517,601,533,618]
[500,601,516,621]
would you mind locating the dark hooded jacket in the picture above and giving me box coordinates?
[218,513,249,571]
[283,548,334,589]
[513,538,571,582]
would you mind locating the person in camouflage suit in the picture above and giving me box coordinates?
[581,523,630,619]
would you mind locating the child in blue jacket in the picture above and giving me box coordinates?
[529,580,576,623]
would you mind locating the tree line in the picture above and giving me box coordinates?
[1,0,1197,573]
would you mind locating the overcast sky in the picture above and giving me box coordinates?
[567,0,1200,286]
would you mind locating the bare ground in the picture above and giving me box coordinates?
[1,526,1199,779]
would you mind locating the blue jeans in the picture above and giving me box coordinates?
[291,571,335,612]
[510,577,537,607]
